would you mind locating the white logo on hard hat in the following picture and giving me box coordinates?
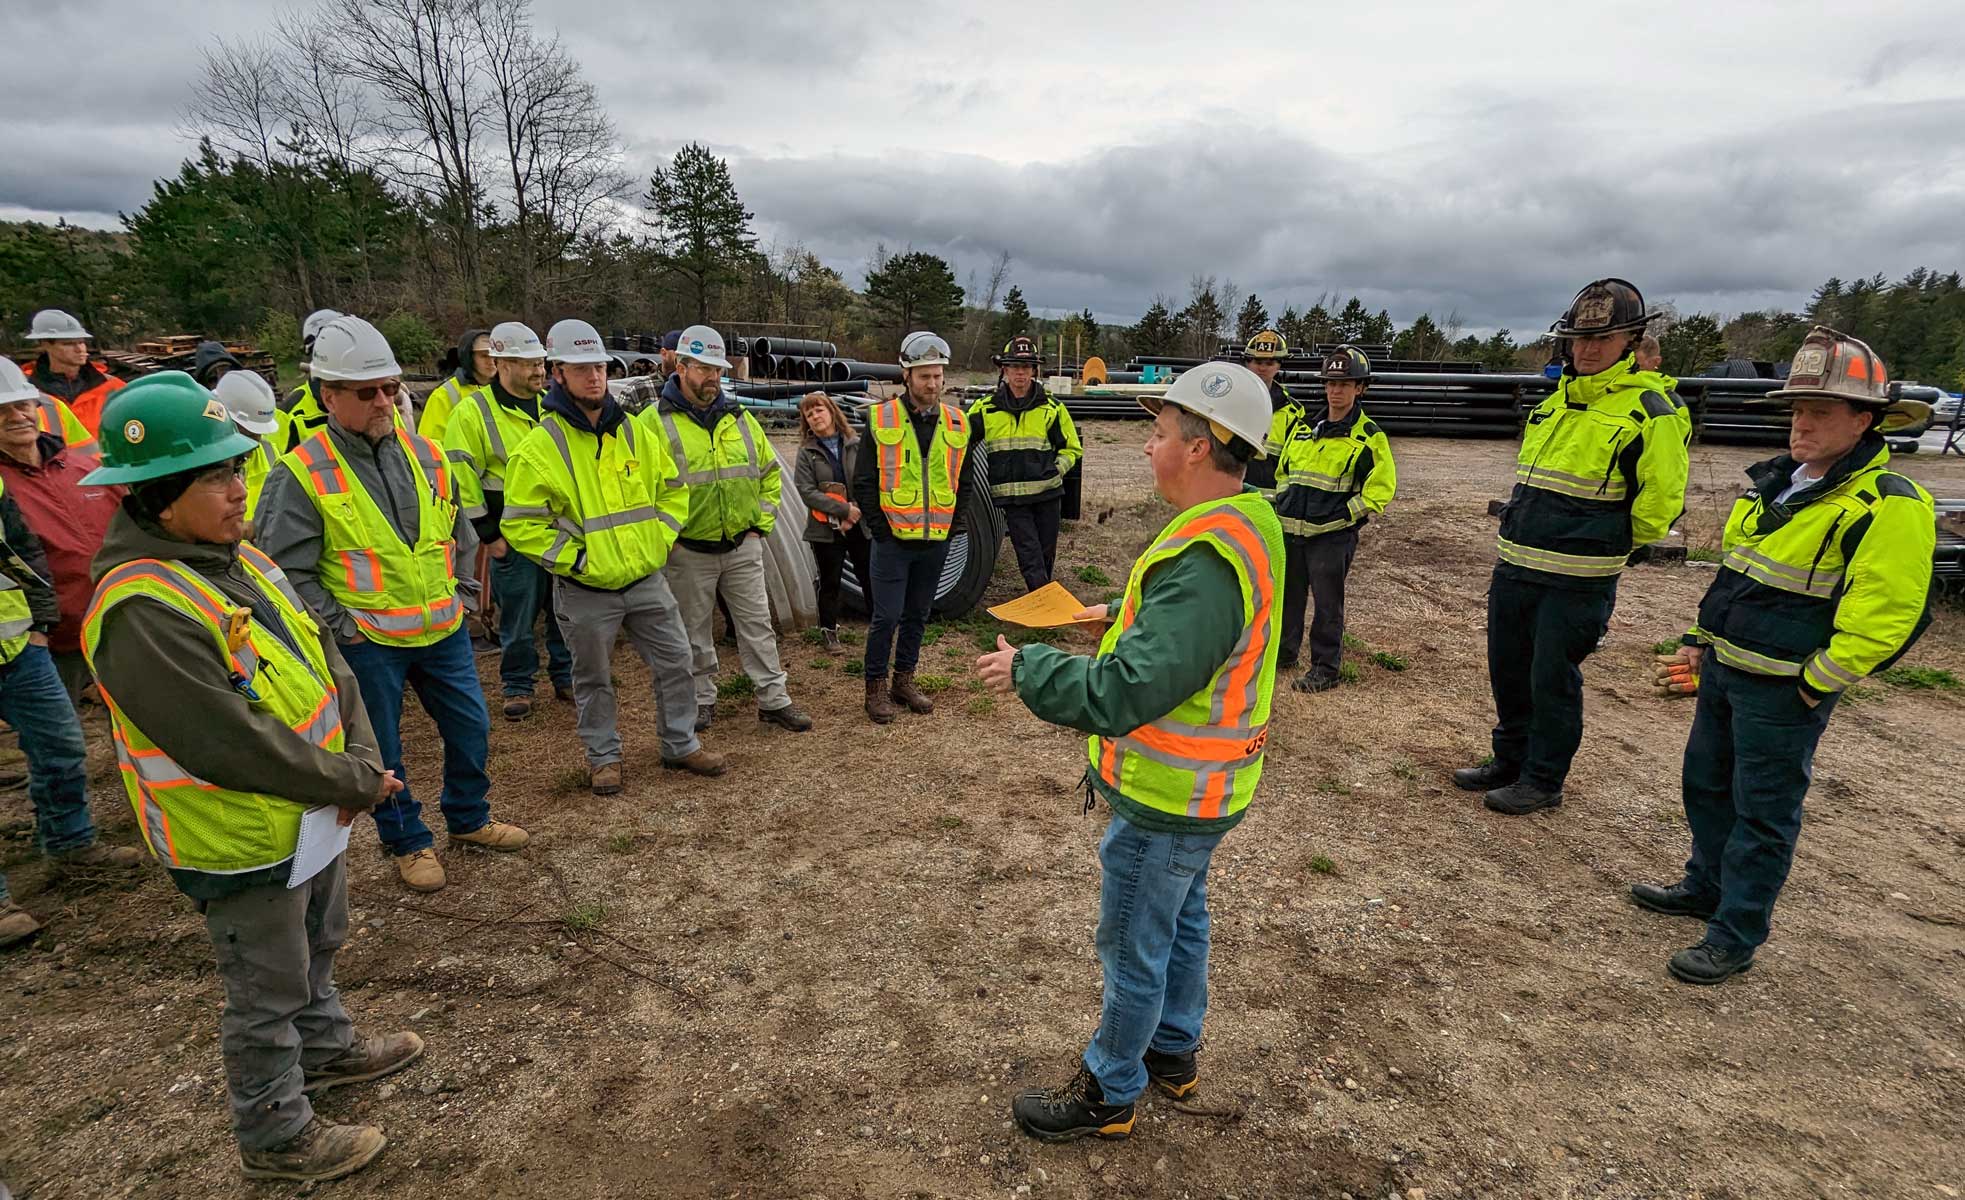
[1202,372,1232,398]
[689,340,704,354]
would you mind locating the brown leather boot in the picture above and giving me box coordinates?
[240,1117,387,1182]
[864,676,896,725]
[303,1032,426,1095]
[890,671,934,715]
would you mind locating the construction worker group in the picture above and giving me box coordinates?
[0,276,1939,1179]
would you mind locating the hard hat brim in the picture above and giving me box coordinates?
[80,426,262,486]
[24,331,91,341]
[234,413,280,436]
[491,348,548,361]
[1141,395,1270,458]
[677,352,733,370]
[1754,389,1933,433]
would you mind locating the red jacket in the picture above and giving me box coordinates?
[0,434,124,652]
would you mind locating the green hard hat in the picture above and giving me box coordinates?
[82,371,261,486]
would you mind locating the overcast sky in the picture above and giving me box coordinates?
[4,0,1962,334]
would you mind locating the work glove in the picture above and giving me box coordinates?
[1652,653,1699,697]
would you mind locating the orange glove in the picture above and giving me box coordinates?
[1652,653,1699,697]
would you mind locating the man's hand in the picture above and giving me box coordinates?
[843,502,862,530]
[26,632,47,647]
[1798,688,1821,709]
[339,773,400,826]
[488,537,510,560]
[976,634,1018,694]
[1072,604,1110,624]
[1682,645,1703,672]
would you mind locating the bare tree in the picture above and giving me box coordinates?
[183,39,288,169]
[964,249,1013,367]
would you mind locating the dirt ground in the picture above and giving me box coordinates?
[3,423,1962,1200]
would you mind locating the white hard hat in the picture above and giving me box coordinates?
[302,309,344,344]
[1146,362,1274,458]
[545,319,611,365]
[675,325,732,371]
[899,331,951,369]
[309,315,403,382]
[25,309,90,341]
[212,370,280,435]
[0,358,41,405]
[488,321,546,360]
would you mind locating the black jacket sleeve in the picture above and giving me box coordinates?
[0,493,60,633]
[851,429,892,542]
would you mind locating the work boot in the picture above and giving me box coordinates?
[759,704,814,732]
[0,902,41,950]
[694,704,715,733]
[590,764,623,796]
[239,1116,387,1182]
[303,1032,425,1095]
[1668,940,1755,986]
[52,843,145,872]
[502,695,531,720]
[864,677,896,725]
[1143,1046,1198,1099]
[395,849,446,893]
[821,628,843,653]
[1452,760,1519,791]
[890,671,934,714]
[1631,879,1719,921]
[554,683,576,703]
[451,820,529,851]
[1291,668,1339,694]
[663,748,728,777]
[1011,1064,1136,1143]
[1483,782,1563,816]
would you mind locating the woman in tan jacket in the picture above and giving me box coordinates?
[793,393,872,651]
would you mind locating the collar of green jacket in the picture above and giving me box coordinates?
[91,501,238,586]
[1561,355,1646,408]
[987,379,1047,416]
[659,373,742,432]
[1313,404,1363,439]
[1745,432,1888,511]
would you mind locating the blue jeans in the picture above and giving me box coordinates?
[1681,658,1838,951]
[865,538,948,680]
[338,628,492,856]
[1083,813,1224,1104]
[0,643,95,903]
[492,551,571,697]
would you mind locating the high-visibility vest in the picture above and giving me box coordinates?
[442,388,540,519]
[81,543,346,874]
[281,382,330,454]
[33,394,98,457]
[284,428,463,647]
[1271,408,1397,538]
[1088,492,1284,824]
[866,398,970,541]
[242,437,274,522]
[417,376,490,443]
[0,477,37,665]
[645,403,781,542]
[501,411,688,591]
[966,387,1081,502]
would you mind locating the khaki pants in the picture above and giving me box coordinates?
[665,539,791,711]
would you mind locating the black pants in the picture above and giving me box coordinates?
[866,538,949,680]
[1681,659,1837,951]
[1485,570,1616,791]
[1280,529,1357,672]
[811,533,873,630]
[1003,499,1062,592]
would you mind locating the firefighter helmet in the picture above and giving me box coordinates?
[992,335,1041,367]
[1320,344,1373,381]
[1243,328,1289,360]
[1552,278,1651,337]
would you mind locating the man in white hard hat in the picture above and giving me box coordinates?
[22,308,125,437]
[256,316,526,894]
[0,358,126,701]
[503,319,723,795]
[849,330,987,723]
[211,371,282,523]
[442,321,572,719]
[276,309,345,452]
[645,324,812,733]
[976,361,1285,1144]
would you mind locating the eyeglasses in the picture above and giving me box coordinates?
[191,458,248,488]
[328,380,402,403]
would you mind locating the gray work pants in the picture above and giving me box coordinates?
[201,852,356,1151]
[555,572,701,765]
[665,539,791,711]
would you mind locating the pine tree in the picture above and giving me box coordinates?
[1234,293,1270,344]
[1131,299,1182,356]
[643,143,759,323]
[994,285,1032,348]
[865,250,965,340]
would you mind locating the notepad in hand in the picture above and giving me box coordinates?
[288,805,352,889]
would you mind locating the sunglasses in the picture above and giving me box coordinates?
[329,380,402,403]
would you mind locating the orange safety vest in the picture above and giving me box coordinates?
[867,398,970,541]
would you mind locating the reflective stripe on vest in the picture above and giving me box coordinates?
[1089,495,1283,821]
[33,395,98,457]
[81,551,344,873]
[869,399,969,541]
[657,408,764,486]
[290,429,462,645]
[0,476,35,663]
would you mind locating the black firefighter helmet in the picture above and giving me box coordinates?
[1553,278,1651,337]
[1320,344,1372,382]
[992,335,1041,367]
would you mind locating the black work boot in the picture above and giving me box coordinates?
[1452,760,1519,791]
[1668,940,1755,985]
[1011,1065,1136,1143]
[1483,781,1562,815]
[1631,879,1718,921]
[759,703,814,732]
[1291,669,1338,694]
[1143,1047,1198,1098]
